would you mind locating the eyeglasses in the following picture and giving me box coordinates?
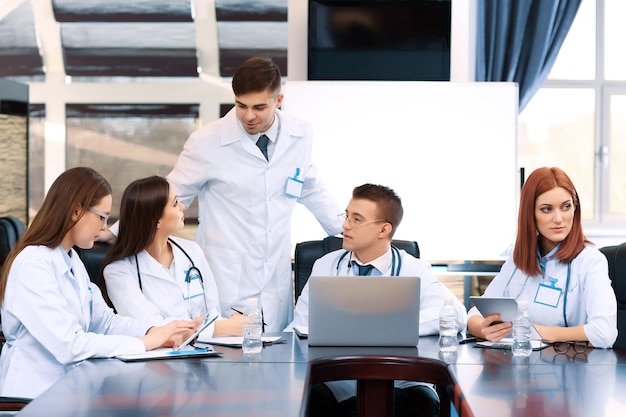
[337,213,388,228]
[87,206,110,226]
[552,340,589,354]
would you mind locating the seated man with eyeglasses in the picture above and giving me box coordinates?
[286,183,467,417]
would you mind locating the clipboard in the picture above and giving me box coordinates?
[115,347,222,362]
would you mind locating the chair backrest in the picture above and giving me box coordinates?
[74,241,113,306]
[0,216,26,269]
[0,216,26,346]
[293,236,419,303]
[600,243,626,349]
[0,396,31,412]
[300,354,456,417]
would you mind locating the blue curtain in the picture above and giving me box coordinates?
[475,0,582,111]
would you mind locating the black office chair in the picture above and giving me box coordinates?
[74,241,114,307]
[299,354,459,417]
[0,397,31,414]
[0,216,25,269]
[293,236,419,304]
[0,218,31,412]
[0,216,26,347]
[599,243,626,349]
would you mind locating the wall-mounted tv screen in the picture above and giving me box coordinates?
[308,0,451,81]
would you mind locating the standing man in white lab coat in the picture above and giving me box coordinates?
[166,57,342,332]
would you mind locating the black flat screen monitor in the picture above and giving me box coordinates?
[308,0,451,81]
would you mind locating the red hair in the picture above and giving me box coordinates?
[513,167,590,276]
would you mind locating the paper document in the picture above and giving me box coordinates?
[292,326,309,338]
[197,336,283,347]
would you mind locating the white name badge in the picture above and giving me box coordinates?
[534,278,562,308]
[285,167,303,198]
[183,271,204,300]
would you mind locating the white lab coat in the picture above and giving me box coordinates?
[103,236,222,338]
[0,246,149,399]
[468,244,617,348]
[287,248,468,336]
[166,108,342,332]
[286,247,468,402]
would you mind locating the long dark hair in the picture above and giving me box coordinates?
[101,176,170,274]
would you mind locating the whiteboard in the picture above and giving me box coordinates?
[283,81,519,262]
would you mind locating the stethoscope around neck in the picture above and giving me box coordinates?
[135,237,208,317]
[335,245,402,276]
[504,262,572,327]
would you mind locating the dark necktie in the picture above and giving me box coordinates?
[256,134,269,161]
[353,262,375,276]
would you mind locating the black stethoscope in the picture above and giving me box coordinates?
[504,262,571,327]
[135,238,208,317]
[335,245,402,276]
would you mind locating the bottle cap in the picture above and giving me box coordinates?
[444,297,454,305]
[246,297,258,307]
[517,300,529,310]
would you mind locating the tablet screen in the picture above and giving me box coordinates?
[173,314,217,352]
[470,296,518,323]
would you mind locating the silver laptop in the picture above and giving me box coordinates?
[308,276,421,347]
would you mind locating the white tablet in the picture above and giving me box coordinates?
[470,296,543,339]
[470,296,518,323]
[173,314,217,352]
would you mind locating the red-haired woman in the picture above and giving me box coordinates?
[467,167,617,348]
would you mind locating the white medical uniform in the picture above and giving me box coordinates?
[468,244,617,348]
[166,108,342,332]
[0,246,149,399]
[103,236,222,338]
[286,247,468,402]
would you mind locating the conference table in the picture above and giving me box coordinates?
[15,333,626,417]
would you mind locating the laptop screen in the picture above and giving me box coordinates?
[308,276,421,347]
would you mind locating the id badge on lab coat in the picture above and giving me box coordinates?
[183,271,204,300]
[285,167,303,198]
[534,278,562,308]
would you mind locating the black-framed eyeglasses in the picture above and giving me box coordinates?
[552,340,589,354]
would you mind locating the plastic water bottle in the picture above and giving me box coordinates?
[512,300,532,357]
[439,297,458,352]
[242,297,263,354]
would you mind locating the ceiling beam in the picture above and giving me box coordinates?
[192,0,220,80]
[30,0,65,76]
[0,0,25,21]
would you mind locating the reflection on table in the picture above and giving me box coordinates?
[16,333,626,417]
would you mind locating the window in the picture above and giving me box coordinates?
[518,0,626,239]
[65,104,200,221]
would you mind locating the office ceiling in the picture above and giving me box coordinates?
[0,0,288,81]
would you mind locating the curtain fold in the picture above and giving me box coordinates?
[476,0,582,111]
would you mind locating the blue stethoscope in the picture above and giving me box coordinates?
[335,245,402,276]
[504,262,571,327]
[135,238,208,317]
